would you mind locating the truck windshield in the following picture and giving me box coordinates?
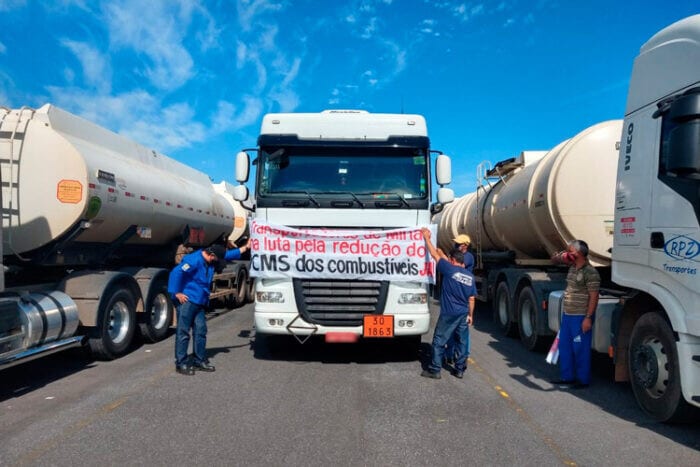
[258,146,429,200]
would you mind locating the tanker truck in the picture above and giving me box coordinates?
[438,14,700,422]
[230,110,454,347]
[436,120,622,350]
[0,104,252,369]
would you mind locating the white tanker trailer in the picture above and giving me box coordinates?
[0,104,251,368]
[437,120,622,350]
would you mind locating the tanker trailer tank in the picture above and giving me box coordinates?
[436,120,622,350]
[439,120,622,267]
[1,104,236,267]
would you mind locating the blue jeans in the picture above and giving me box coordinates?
[559,313,592,384]
[445,330,471,362]
[429,313,469,373]
[175,301,208,366]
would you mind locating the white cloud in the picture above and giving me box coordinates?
[44,88,210,153]
[211,96,264,133]
[269,88,299,112]
[453,2,487,21]
[237,0,283,31]
[361,17,378,39]
[103,0,196,91]
[60,39,111,93]
[0,41,6,54]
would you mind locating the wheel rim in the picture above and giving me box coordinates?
[520,297,534,337]
[150,294,169,330]
[108,300,131,344]
[631,337,670,398]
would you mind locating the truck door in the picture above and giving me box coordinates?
[649,88,700,292]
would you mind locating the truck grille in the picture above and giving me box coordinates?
[293,279,389,326]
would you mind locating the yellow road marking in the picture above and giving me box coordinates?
[469,356,578,466]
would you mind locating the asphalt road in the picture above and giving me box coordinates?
[1,301,698,466]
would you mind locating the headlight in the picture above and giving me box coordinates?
[256,291,284,303]
[398,293,427,304]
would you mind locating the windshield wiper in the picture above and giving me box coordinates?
[372,192,411,208]
[322,191,366,208]
[274,190,321,207]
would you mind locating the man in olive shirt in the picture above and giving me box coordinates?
[551,240,600,388]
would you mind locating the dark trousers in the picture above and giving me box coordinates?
[429,313,469,373]
[175,301,208,366]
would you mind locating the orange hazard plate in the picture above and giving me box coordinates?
[363,315,394,338]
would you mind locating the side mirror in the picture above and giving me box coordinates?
[437,187,454,205]
[436,154,452,186]
[236,151,250,183]
[233,184,249,202]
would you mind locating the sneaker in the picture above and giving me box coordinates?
[421,370,441,379]
[443,357,455,367]
[453,370,464,379]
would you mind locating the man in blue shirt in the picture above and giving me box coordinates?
[421,228,477,379]
[168,242,249,375]
[445,235,475,366]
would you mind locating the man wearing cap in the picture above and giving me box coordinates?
[453,234,474,260]
[443,234,476,365]
[421,228,477,379]
[168,241,250,375]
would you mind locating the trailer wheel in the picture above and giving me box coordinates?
[245,278,255,304]
[493,281,517,337]
[628,312,700,422]
[235,268,248,306]
[89,287,137,360]
[140,280,173,343]
[517,286,541,351]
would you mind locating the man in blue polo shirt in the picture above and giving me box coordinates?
[168,242,249,375]
[420,228,477,379]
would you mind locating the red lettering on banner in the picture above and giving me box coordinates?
[294,239,326,253]
[263,237,291,251]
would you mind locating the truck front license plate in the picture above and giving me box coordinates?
[363,315,394,338]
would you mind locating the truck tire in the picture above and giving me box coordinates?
[235,268,248,306]
[628,312,700,422]
[89,287,137,360]
[140,280,173,343]
[245,278,255,304]
[517,286,541,351]
[493,281,517,337]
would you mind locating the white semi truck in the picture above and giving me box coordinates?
[437,15,700,422]
[0,104,252,368]
[232,110,453,346]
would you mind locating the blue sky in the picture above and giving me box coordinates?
[0,1,697,195]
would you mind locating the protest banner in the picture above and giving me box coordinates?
[249,220,436,283]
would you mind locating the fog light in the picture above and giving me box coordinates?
[268,319,284,326]
[406,320,414,327]
[257,291,284,303]
[399,320,406,327]
[398,293,427,304]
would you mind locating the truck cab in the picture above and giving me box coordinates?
[612,15,700,421]
[234,110,453,344]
